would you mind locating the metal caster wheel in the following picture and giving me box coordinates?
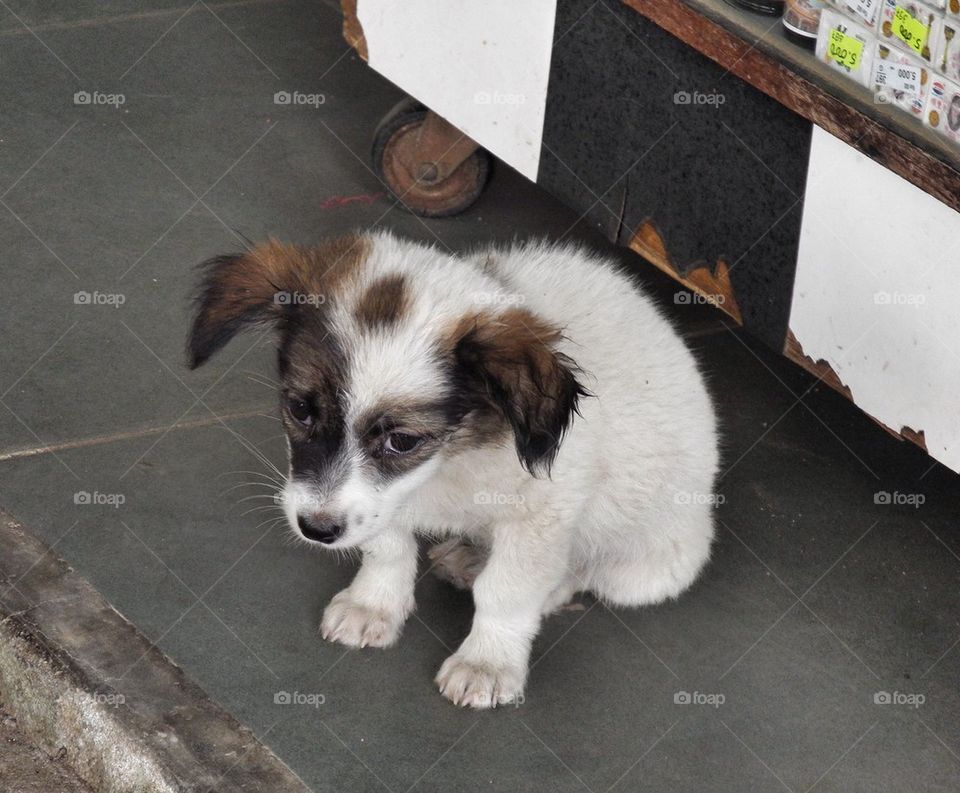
[372,98,491,218]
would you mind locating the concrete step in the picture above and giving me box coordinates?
[0,511,311,793]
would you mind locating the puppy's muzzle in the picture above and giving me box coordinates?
[297,513,345,545]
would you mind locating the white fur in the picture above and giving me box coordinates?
[284,231,720,708]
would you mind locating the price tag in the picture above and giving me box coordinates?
[852,0,879,24]
[828,29,864,71]
[893,6,928,55]
[873,60,922,95]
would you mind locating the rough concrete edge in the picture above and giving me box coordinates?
[0,626,178,792]
[0,511,311,793]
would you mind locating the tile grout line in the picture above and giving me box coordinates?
[0,405,274,463]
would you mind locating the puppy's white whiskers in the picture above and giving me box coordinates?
[244,371,280,390]
[218,470,286,487]
[236,493,282,504]
[240,504,285,518]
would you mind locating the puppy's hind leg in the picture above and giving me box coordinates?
[427,538,488,591]
[541,572,582,615]
[590,512,714,607]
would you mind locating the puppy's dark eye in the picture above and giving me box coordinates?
[287,397,313,425]
[383,432,423,455]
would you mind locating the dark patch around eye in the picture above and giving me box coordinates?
[372,436,438,480]
[353,402,450,481]
[279,325,348,476]
[386,432,422,453]
[287,396,313,424]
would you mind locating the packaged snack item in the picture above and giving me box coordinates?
[784,0,826,47]
[878,0,944,64]
[872,43,930,114]
[817,9,877,85]
[728,0,785,12]
[932,16,960,79]
[924,75,960,143]
[825,0,884,27]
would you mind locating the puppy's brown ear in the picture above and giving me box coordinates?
[187,250,278,369]
[187,236,366,369]
[454,308,589,477]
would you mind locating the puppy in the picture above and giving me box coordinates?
[188,231,719,708]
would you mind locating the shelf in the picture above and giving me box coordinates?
[622,0,960,212]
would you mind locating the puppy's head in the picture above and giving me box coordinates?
[188,233,586,549]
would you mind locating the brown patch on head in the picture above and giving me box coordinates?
[246,234,367,305]
[355,273,409,331]
[443,307,589,475]
[187,234,369,368]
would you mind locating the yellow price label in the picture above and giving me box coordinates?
[893,6,928,54]
[828,29,864,71]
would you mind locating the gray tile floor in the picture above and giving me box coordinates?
[1,1,959,791]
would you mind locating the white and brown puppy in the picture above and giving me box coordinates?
[188,231,719,708]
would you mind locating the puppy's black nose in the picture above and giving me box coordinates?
[297,514,344,544]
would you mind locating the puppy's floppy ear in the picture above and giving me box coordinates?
[187,235,366,369]
[187,249,279,369]
[454,308,589,476]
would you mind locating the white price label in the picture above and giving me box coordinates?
[851,0,879,24]
[873,60,922,96]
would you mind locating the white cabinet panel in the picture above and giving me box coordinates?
[792,126,960,470]
[358,0,557,181]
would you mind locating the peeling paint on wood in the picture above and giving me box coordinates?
[627,220,744,324]
[785,330,929,454]
[341,0,368,61]
[784,329,855,400]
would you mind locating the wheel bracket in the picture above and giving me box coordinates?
[403,111,480,184]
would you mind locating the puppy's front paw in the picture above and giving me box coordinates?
[320,591,406,648]
[435,654,525,709]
